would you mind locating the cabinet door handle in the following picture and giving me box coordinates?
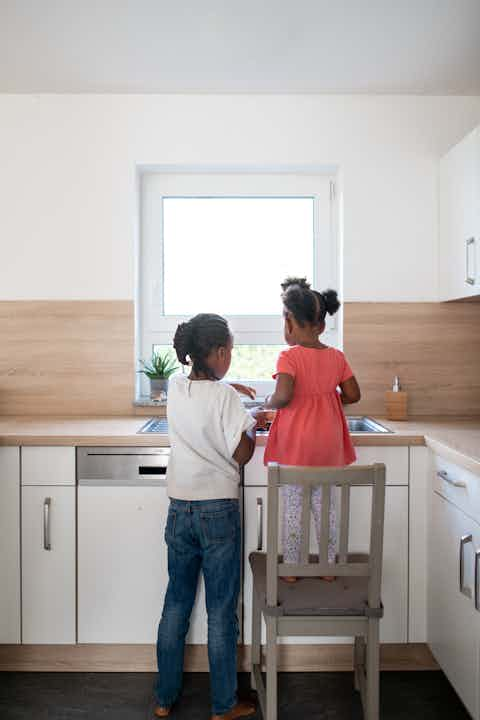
[459,534,473,597]
[43,497,52,551]
[466,237,475,286]
[475,550,480,612]
[437,470,466,488]
[256,497,263,551]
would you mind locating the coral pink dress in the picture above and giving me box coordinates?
[264,346,356,467]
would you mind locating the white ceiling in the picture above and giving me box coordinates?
[1,0,480,94]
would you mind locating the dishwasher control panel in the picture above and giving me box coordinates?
[77,447,170,486]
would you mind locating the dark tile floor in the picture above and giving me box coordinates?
[0,671,471,720]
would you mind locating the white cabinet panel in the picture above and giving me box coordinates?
[22,486,76,643]
[439,126,480,300]
[244,447,267,486]
[243,485,408,645]
[432,453,480,523]
[0,447,21,644]
[428,490,480,720]
[245,445,408,487]
[78,486,207,644]
[22,447,75,486]
[349,486,408,643]
[354,446,408,486]
[408,446,429,642]
[243,487,268,644]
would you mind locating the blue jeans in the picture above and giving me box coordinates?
[155,498,241,715]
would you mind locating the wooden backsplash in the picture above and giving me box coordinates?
[0,301,134,416]
[0,300,479,417]
[343,302,480,417]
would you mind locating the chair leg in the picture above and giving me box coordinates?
[265,616,278,720]
[365,619,380,720]
[353,635,365,692]
[251,588,262,690]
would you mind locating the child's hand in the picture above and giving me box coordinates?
[251,408,269,429]
[230,383,257,399]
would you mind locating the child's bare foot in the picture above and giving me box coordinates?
[320,576,335,582]
[153,707,170,718]
[281,576,298,583]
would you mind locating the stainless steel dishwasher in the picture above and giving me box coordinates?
[77,446,170,486]
[76,447,208,645]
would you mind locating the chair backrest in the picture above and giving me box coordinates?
[266,462,386,613]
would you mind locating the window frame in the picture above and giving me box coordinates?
[138,171,338,395]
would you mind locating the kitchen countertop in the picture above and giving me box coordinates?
[0,416,479,472]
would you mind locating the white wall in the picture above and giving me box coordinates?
[1,95,479,301]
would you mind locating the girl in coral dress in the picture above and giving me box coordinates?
[264,278,361,581]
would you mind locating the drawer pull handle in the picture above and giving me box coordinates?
[43,497,52,551]
[256,498,263,551]
[475,550,480,612]
[466,237,476,286]
[437,470,466,488]
[459,534,473,598]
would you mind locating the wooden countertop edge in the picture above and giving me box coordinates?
[424,436,480,475]
[0,433,425,447]
[2,417,480,472]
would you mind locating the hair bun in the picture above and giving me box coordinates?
[321,289,340,316]
[280,276,311,292]
[173,321,193,365]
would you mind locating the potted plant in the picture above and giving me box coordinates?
[138,351,179,400]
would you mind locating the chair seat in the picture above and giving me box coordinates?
[249,552,383,618]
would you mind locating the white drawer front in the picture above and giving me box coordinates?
[433,454,480,524]
[354,447,408,486]
[245,445,409,486]
[21,447,75,486]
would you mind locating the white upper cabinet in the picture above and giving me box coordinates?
[439,125,480,300]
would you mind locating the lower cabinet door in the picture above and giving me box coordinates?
[349,486,408,642]
[78,486,207,644]
[243,485,408,645]
[428,490,480,720]
[22,486,76,644]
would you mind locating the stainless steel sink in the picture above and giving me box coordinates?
[347,417,391,433]
[137,418,169,434]
[139,416,391,435]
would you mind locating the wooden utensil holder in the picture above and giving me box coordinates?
[385,390,408,421]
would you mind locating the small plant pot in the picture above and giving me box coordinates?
[150,378,169,401]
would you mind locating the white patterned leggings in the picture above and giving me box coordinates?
[281,485,337,565]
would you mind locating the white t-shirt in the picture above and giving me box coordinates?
[166,374,256,500]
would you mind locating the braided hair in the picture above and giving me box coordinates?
[173,313,232,380]
[281,276,340,327]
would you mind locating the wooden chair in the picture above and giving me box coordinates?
[249,462,386,720]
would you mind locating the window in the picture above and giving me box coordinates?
[163,197,314,315]
[139,171,338,395]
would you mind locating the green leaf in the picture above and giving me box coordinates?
[137,350,179,379]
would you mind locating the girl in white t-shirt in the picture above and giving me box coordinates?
[155,313,261,720]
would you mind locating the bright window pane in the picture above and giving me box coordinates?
[163,197,314,315]
[227,345,285,380]
[153,344,285,381]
